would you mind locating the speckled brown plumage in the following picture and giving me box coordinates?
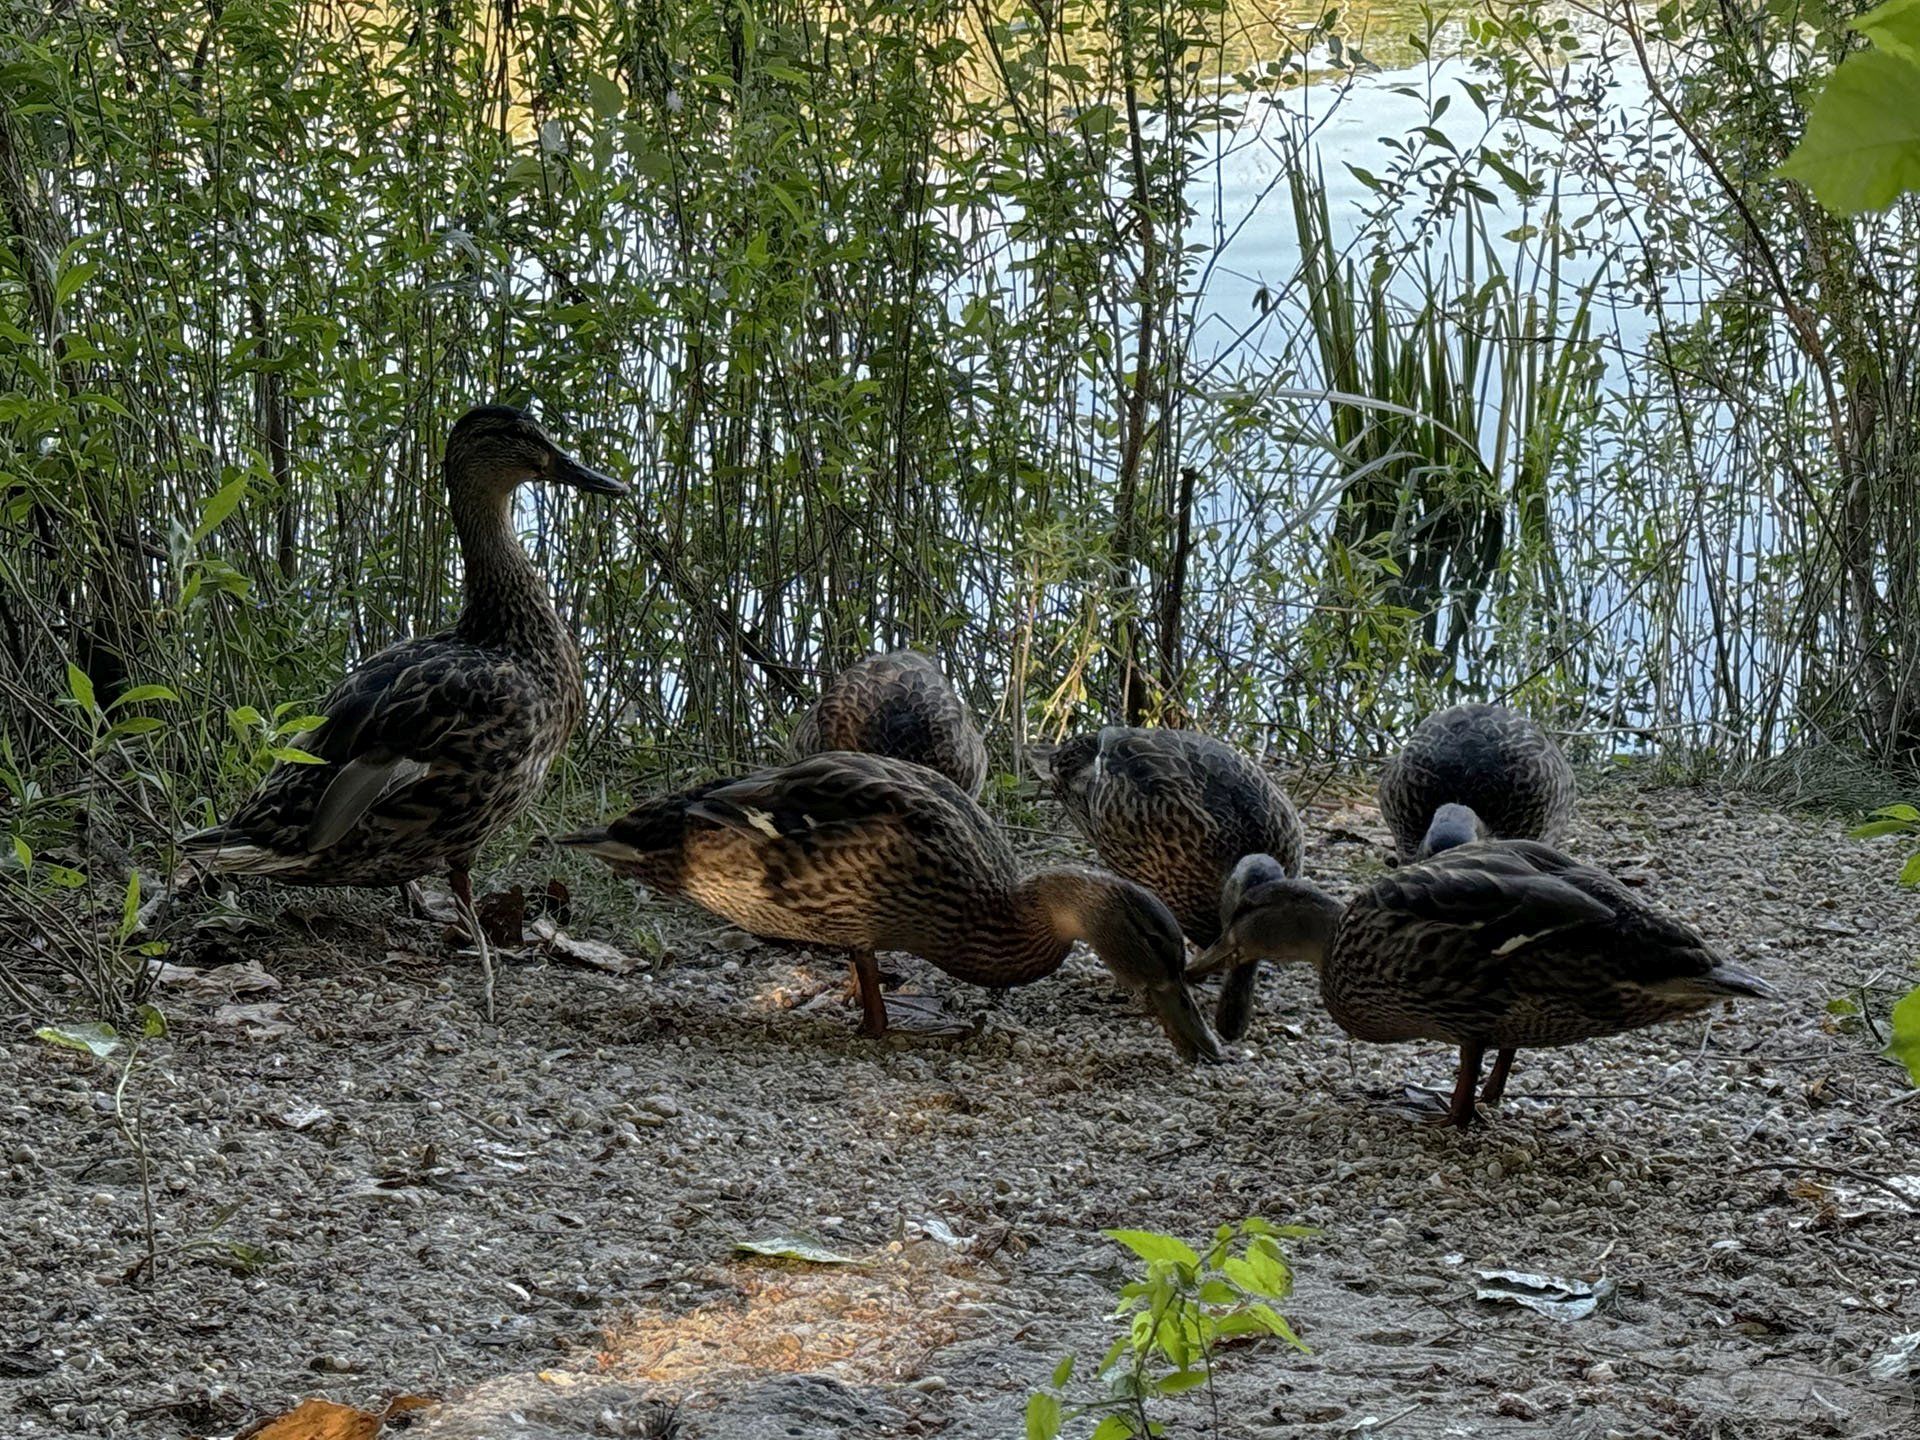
[790,650,987,797]
[1048,726,1301,1040]
[1378,703,1575,861]
[181,406,625,891]
[560,751,1219,1060]
[1198,840,1774,1125]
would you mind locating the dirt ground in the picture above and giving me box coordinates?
[3,773,1918,1440]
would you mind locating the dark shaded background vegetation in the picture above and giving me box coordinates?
[3,0,1918,898]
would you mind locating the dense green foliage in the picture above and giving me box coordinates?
[2,0,1918,893]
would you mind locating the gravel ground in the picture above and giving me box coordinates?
[3,773,1918,1440]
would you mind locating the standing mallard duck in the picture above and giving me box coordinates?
[790,649,987,797]
[559,751,1220,1060]
[181,405,626,1016]
[1193,824,1774,1126]
[1379,703,1574,861]
[1044,726,1301,1041]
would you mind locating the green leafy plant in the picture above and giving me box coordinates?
[37,999,168,1279]
[1780,0,1920,214]
[1847,805,1920,1084]
[1025,1219,1310,1439]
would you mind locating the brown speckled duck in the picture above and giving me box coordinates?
[559,751,1220,1060]
[1045,726,1301,1041]
[1379,703,1574,861]
[1193,820,1774,1125]
[790,649,987,797]
[180,405,626,1014]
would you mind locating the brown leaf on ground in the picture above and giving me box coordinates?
[212,1002,294,1039]
[475,885,526,947]
[237,1397,382,1440]
[528,917,640,975]
[381,1393,437,1425]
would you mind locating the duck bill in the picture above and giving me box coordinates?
[1187,937,1246,980]
[553,450,628,495]
[1149,983,1224,1063]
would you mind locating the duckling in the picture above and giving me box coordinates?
[1044,726,1301,1041]
[180,405,626,1016]
[791,649,987,797]
[1379,703,1574,861]
[559,751,1220,1061]
[1193,821,1773,1125]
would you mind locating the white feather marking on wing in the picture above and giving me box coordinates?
[1492,931,1545,957]
[742,806,782,839]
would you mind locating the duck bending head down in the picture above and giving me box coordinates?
[1192,825,1774,1126]
[560,751,1222,1061]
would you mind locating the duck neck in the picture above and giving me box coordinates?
[999,866,1131,975]
[937,866,1098,987]
[448,475,565,660]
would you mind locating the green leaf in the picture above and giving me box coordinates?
[193,474,249,543]
[266,746,326,765]
[1155,1369,1210,1396]
[120,873,141,941]
[273,714,328,738]
[1870,803,1920,822]
[54,260,99,308]
[1900,852,1920,887]
[1090,1418,1135,1440]
[105,716,165,740]
[1826,996,1860,1016]
[1050,1354,1074,1388]
[1856,0,1920,65]
[12,835,31,871]
[731,1233,858,1265]
[1887,984,1920,1085]
[1849,818,1916,839]
[586,72,625,119]
[1023,1392,1062,1440]
[36,1022,122,1057]
[1103,1229,1200,1268]
[108,684,180,709]
[66,662,97,714]
[1221,1240,1292,1301]
[1778,51,1920,214]
[136,1003,167,1038]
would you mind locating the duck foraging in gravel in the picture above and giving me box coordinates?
[1379,703,1575,861]
[790,649,987,797]
[180,405,627,1018]
[1042,725,1302,1041]
[559,751,1221,1060]
[1192,822,1774,1126]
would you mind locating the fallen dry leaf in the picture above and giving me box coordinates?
[475,885,526,947]
[381,1393,437,1423]
[530,917,639,975]
[239,1397,381,1440]
[151,959,281,997]
[212,1002,294,1039]
[195,960,281,997]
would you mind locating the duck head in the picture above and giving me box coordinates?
[1190,854,1341,978]
[1416,802,1487,860]
[1035,868,1223,1063]
[444,404,627,501]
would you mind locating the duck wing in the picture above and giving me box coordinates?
[690,750,986,846]
[1369,841,1768,1003]
[189,637,528,862]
